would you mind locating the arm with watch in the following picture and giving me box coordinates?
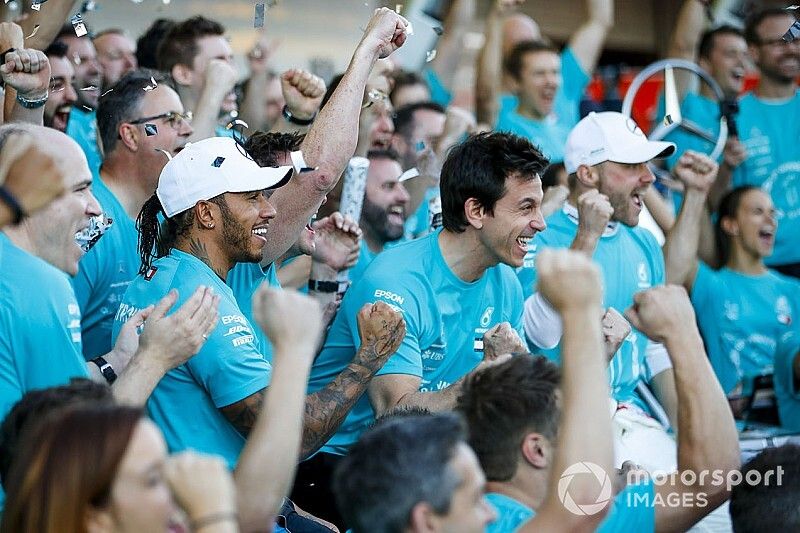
[268,68,325,135]
[90,287,221,406]
[0,23,50,126]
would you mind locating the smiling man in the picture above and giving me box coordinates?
[43,41,78,133]
[73,69,193,360]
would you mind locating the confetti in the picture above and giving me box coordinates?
[664,114,674,126]
[154,148,173,161]
[144,124,158,136]
[254,3,265,28]
[433,26,443,36]
[81,105,92,111]
[100,88,114,97]
[80,0,96,12]
[225,119,249,130]
[162,0,170,4]
[362,88,389,109]
[24,24,40,40]
[425,49,437,62]
[80,85,97,91]
[31,0,41,11]
[212,156,225,168]
[6,1,17,10]
[415,140,426,152]
[783,20,800,43]
[395,3,402,14]
[143,76,158,92]
[787,5,799,10]
[75,214,113,253]
[71,14,88,37]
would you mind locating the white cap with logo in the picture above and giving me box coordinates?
[563,112,676,175]
[156,136,294,218]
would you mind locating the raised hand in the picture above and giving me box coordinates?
[1,48,49,99]
[577,189,614,238]
[203,59,237,98]
[536,248,603,312]
[281,68,326,122]
[602,307,631,362]
[135,287,220,370]
[672,150,718,193]
[165,452,237,527]
[483,322,527,361]
[624,285,698,345]
[0,133,66,217]
[354,301,406,368]
[722,137,746,170]
[252,285,323,357]
[541,184,569,216]
[359,7,409,59]
[312,212,362,272]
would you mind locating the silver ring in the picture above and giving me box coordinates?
[202,334,208,340]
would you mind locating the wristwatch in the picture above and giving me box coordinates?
[16,91,48,109]
[282,105,316,126]
[308,279,350,294]
[91,356,118,384]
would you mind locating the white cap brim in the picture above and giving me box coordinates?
[228,165,293,193]
[608,140,676,165]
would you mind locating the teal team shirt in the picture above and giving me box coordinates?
[662,93,721,171]
[66,106,102,176]
[112,249,271,468]
[732,91,800,266]
[690,262,800,395]
[774,331,800,431]
[308,230,524,455]
[0,233,89,421]
[495,48,590,163]
[517,207,665,409]
[226,261,281,362]
[485,480,656,533]
[72,177,141,360]
[422,68,452,107]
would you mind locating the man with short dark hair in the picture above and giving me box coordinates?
[730,444,800,532]
[93,29,137,88]
[73,69,192,360]
[334,248,617,533]
[43,41,78,132]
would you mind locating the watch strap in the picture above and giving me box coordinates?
[91,356,117,384]
[308,279,349,294]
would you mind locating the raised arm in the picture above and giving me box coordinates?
[625,286,740,532]
[186,59,238,142]
[662,150,717,289]
[260,8,407,264]
[2,48,50,125]
[427,0,476,92]
[568,0,614,75]
[521,249,613,532]
[475,0,522,125]
[221,301,405,459]
[15,0,79,51]
[667,0,708,99]
[234,287,322,531]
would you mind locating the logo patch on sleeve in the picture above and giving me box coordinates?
[144,266,158,281]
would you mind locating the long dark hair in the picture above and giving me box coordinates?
[1,405,143,533]
[137,194,192,275]
[715,185,760,267]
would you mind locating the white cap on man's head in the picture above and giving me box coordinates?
[563,112,676,175]
[156,136,293,218]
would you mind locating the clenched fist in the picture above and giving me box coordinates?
[281,68,326,122]
[355,301,406,369]
[483,322,527,361]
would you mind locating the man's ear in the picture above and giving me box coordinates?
[171,63,194,87]
[194,200,217,230]
[118,123,139,152]
[520,432,550,469]
[574,164,599,188]
[408,501,439,533]
[721,215,739,238]
[464,198,485,230]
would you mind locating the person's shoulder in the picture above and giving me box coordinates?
[627,223,661,251]
[766,268,800,291]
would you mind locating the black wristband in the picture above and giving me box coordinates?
[282,105,316,126]
[308,279,349,294]
[0,185,25,224]
[91,356,117,384]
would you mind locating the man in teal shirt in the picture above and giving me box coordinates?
[73,69,192,360]
[458,283,740,532]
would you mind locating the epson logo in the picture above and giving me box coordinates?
[374,289,404,305]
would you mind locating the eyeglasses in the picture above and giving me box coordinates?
[128,111,193,129]
[756,37,799,48]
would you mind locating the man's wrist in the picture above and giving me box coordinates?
[283,105,316,124]
[310,261,338,279]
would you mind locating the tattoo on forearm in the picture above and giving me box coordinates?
[300,361,376,459]
[221,391,265,437]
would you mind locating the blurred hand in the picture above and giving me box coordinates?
[672,150,718,193]
[436,106,476,157]
[312,212,362,271]
[166,452,237,523]
[247,35,279,75]
[134,287,220,371]
[355,301,406,368]
[203,59,237,96]
[0,22,24,51]
[253,285,323,356]
[602,307,631,362]
[1,48,49,97]
[536,249,602,312]
[577,189,613,238]
[624,285,698,345]
[541,184,569,217]
[722,137,746,169]
[0,133,66,216]
[281,68,326,121]
[359,7,409,59]
[483,322,527,361]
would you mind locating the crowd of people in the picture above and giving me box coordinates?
[0,0,798,531]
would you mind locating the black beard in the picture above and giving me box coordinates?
[362,197,404,244]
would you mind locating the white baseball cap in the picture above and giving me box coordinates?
[563,112,676,175]
[156,136,294,218]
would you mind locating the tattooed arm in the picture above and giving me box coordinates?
[221,301,406,458]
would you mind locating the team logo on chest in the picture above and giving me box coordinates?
[724,301,739,321]
[637,263,650,289]
[776,295,792,326]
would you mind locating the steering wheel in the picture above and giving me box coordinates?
[621,58,728,161]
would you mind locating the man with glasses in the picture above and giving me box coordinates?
[730,8,800,278]
[72,69,193,360]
